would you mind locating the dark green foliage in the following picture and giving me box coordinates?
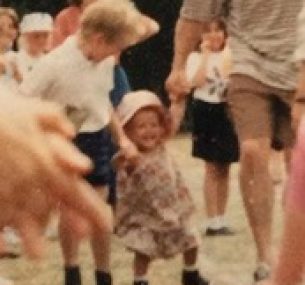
[0,0,67,16]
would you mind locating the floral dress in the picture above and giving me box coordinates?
[116,145,199,259]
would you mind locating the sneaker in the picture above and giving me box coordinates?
[253,263,270,283]
[205,227,235,237]
[95,271,112,285]
[217,227,235,236]
[133,281,149,285]
[182,270,209,285]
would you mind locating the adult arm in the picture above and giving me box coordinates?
[166,0,225,100]
[292,3,305,130]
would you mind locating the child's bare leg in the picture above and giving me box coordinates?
[59,213,81,285]
[215,164,230,216]
[134,252,150,284]
[204,162,231,234]
[90,185,113,285]
[203,163,219,225]
[182,247,209,285]
[183,246,197,266]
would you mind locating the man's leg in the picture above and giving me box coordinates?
[227,75,275,280]
[239,138,273,265]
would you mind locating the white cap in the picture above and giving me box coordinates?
[20,13,53,33]
[117,90,162,126]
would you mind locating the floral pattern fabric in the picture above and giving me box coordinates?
[116,145,199,259]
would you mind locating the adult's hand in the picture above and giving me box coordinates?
[292,63,305,131]
[166,69,192,102]
[0,91,112,259]
[291,101,305,131]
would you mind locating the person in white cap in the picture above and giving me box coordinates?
[10,12,53,82]
[114,90,210,285]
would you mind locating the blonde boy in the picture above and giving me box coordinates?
[19,1,156,285]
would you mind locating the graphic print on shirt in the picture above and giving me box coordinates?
[206,66,226,101]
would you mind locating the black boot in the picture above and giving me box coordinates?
[133,281,149,285]
[182,270,209,285]
[64,266,81,285]
[95,271,112,285]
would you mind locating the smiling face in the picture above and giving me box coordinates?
[126,108,165,153]
[204,20,226,52]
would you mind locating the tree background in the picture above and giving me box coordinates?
[0,0,67,16]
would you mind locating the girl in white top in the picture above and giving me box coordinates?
[186,18,239,236]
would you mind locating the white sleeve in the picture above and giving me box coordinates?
[101,58,115,125]
[186,52,203,82]
[295,2,305,62]
[19,58,54,99]
[104,56,115,93]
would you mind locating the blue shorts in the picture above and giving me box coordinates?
[74,127,114,188]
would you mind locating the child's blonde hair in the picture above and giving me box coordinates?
[0,7,18,30]
[80,0,146,47]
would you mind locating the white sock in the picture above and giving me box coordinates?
[207,217,221,230]
[218,215,227,228]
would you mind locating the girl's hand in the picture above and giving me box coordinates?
[119,137,140,166]
[200,39,211,55]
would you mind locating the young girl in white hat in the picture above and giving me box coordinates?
[115,90,210,285]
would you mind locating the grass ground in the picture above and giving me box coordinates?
[0,134,289,285]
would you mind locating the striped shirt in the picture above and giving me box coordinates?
[181,0,303,90]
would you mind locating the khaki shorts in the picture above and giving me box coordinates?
[227,74,295,149]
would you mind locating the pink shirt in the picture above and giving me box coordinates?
[288,118,305,212]
[51,6,81,48]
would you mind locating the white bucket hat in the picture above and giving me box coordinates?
[117,90,162,126]
[20,13,53,33]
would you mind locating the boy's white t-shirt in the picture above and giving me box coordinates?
[186,47,230,104]
[19,36,115,132]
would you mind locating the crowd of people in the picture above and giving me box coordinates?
[1,0,305,285]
